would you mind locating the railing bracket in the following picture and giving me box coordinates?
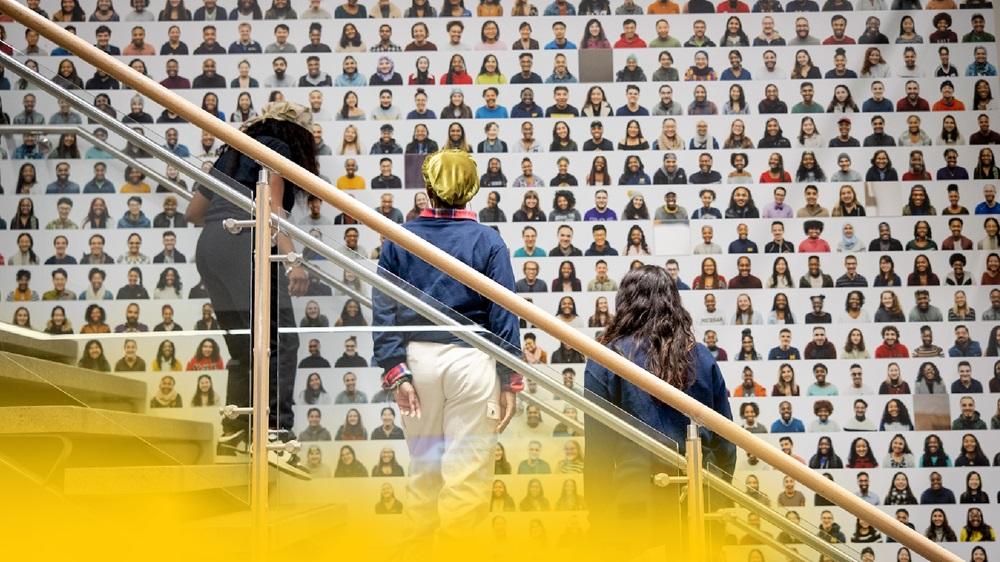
[223,218,256,235]
[219,405,253,419]
[266,440,301,454]
[273,252,302,267]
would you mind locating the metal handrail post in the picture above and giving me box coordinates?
[250,170,272,562]
[685,423,705,562]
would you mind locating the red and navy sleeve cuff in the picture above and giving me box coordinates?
[382,363,412,390]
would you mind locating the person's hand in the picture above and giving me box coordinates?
[495,390,516,433]
[396,381,421,419]
[286,265,309,296]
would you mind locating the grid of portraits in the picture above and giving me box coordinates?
[1,0,999,559]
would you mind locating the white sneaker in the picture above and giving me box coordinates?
[219,428,246,444]
[268,450,311,480]
[217,429,248,455]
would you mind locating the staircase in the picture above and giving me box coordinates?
[0,345,344,561]
[0,347,235,501]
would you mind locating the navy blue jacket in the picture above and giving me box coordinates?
[584,340,736,475]
[372,214,520,375]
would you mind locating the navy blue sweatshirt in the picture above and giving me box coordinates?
[920,487,956,504]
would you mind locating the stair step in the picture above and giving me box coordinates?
[63,463,259,495]
[0,405,213,440]
[188,503,348,551]
[0,405,215,470]
[0,331,78,365]
[0,352,146,412]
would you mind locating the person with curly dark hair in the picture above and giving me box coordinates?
[585,265,734,556]
[185,102,318,478]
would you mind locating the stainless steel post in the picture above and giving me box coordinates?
[686,423,705,561]
[250,169,272,562]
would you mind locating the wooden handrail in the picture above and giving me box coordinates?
[0,3,961,560]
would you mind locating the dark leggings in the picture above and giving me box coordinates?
[196,222,299,434]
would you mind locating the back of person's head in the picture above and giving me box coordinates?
[221,108,319,194]
[599,265,694,389]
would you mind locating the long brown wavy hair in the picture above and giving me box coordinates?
[599,265,695,389]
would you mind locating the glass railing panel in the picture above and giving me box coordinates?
[266,235,694,558]
[0,325,254,528]
[1,49,386,549]
[0,49,257,544]
[704,455,863,562]
[0,46,201,198]
[166,146,860,559]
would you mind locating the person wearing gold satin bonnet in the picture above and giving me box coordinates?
[584,265,736,559]
[186,102,318,479]
[372,149,521,558]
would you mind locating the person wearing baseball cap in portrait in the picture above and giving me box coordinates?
[933,80,966,112]
[371,123,403,154]
[372,149,521,557]
[829,117,861,148]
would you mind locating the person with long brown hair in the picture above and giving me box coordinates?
[584,265,734,556]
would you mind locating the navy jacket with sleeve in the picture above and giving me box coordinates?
[584,341,736,477]
[372,214,520,374]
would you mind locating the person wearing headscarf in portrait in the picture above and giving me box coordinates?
[838,223,864,252]
[369,56,403,86]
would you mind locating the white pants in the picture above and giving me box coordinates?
[400,341,500,557]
